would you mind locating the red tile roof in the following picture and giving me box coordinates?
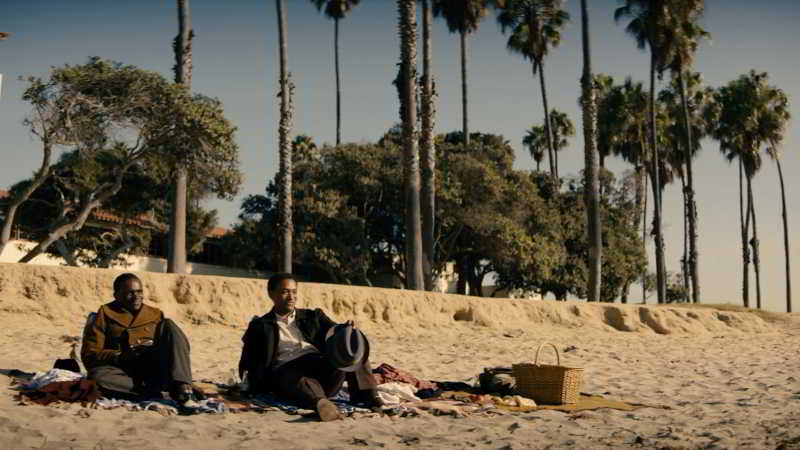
[1,189,230,238]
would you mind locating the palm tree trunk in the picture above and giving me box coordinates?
[334,17,341,146]
[678,71,700,303]
[398,0,423,290]
[580,0,601,303]
[680,171,690,300]
[642,169,648,303]
[775,158,792,312]
[649,53,666,304]
[276,0,293,273]
[537,61,556,181]
[747,174,761,309]
[420,0,436,291]
[460,30,469,149]
[739,158,750,307]
[168,0,192,274]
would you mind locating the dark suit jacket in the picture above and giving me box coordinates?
[238,308,337,393]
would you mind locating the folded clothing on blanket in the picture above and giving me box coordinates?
[18,379,101,405]
[372,363,438,391]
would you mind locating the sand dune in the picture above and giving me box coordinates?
[1,263,798,449]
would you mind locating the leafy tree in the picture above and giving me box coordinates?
[1,67,97,255]
[495,0,569,180]
[432,0,490,150]
[11,149,218,268]
[311,0,361,145]
[13,58,240,263]
[496,170,644,302]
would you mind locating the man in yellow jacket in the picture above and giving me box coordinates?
[81,273,194,404]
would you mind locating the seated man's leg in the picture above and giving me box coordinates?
[148,319,193,392]
[88,366,139,400]
[273,353,345,408]
[346,356,381,406]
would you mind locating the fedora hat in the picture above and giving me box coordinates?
[324,324,368,372]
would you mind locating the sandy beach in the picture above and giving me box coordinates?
[0,263,798,449]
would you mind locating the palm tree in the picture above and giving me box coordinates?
[311,0,361,146]
[420,0,437,291]
[276,0,294,272]
[708,71,785,310]
[398,0,424,290]
[432,0,490,150]
[168,0,192,274]
[754,77,791,312]
[580,0,601,302]
[600,78,651,302]
[495,0,569,181]
[549,108,575,176]
[658,71,713,302]
[663,0,708,303]
[592,73,616,170]
[523,125,547,171]
[615,0,672,303]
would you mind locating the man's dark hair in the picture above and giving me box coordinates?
[268,273,296,293]
[113,273,141,294]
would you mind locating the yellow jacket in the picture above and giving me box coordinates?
[81,301,164,370]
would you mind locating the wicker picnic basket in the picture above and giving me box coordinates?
[512,343,584,405]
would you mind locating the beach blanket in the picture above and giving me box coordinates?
[438,390,666,413]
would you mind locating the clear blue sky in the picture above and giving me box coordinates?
[1,0,798,311]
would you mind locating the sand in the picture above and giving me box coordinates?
[0,263,798,449]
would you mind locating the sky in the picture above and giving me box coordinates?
[1,0,798,312]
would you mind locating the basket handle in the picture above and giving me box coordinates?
[533,343,560,366]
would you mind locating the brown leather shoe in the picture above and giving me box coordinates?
[315,398,342,422]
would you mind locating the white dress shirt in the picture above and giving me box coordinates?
[273,310,319,368]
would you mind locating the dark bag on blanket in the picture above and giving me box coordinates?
[479,367,516,395]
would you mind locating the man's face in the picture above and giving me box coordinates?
[115,278,144,313]
[269,278,297,315]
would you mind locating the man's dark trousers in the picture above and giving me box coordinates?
[271,353,377,408]
[89,319,192,399]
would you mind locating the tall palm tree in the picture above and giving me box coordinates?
[399,0,424,290]
[432,0,490,150]
[663,0,708,303]
[600,78,651,301]
[549,108,575,177]
[708,71,785,309]
[495,0,569,181]
[592,73,616,170]
[311,0,361,146]
[756,79,791,312]
[420,0,437,291]
[276,0,294,272]
[580,0,601,302]
[615,0,672,303]
[168,0,192,274]
[523,125,547,171]
[658,71,713,302]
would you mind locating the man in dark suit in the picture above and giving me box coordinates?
[238,273,381,421]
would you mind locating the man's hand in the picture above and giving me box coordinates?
[117,345,149,365]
